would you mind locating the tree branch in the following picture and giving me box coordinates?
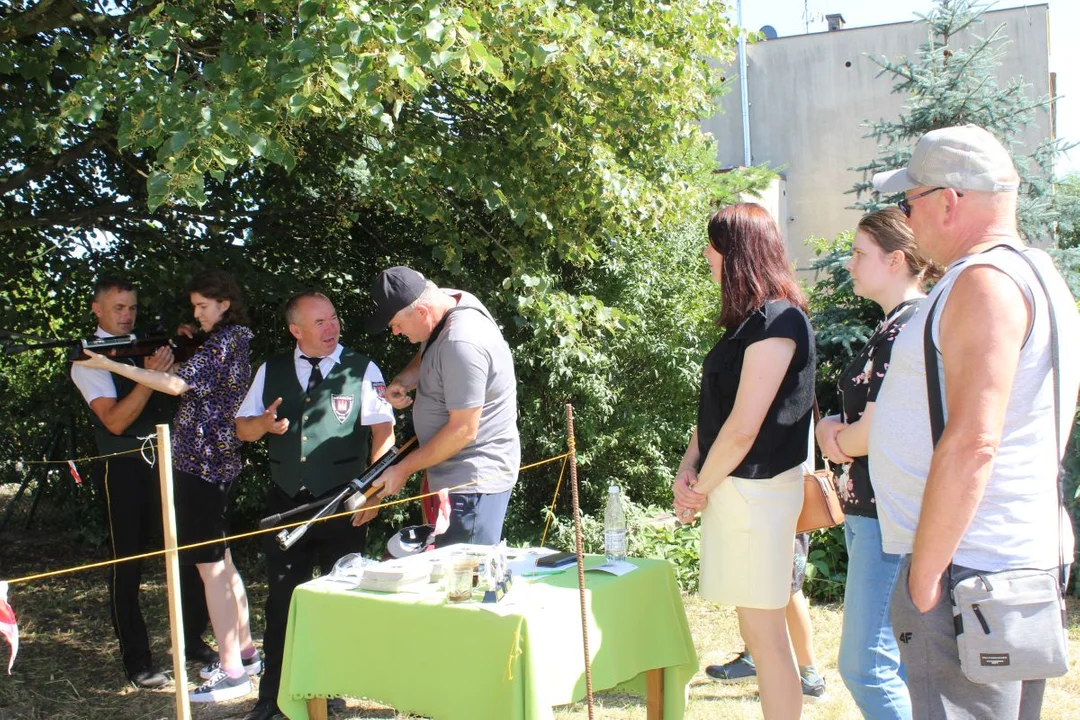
[0,197,309,233]
[0,0,137,41]
[0,201,135,232]
[0,133,109,196]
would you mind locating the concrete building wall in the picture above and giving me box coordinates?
[731,175,788,243]
[702,5,1052,273]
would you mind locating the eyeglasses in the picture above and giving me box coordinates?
[897,187,964,218]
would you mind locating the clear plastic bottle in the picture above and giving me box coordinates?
[604,485,627,562]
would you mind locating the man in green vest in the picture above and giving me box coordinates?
[235,291,395,720]
[70,276,213,688]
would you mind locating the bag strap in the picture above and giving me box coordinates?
[806,397,823,473]
[923,244,1066,588]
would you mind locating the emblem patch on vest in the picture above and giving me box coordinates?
[331,394,355,423]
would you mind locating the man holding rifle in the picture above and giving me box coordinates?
[366,267,520,547]
[234,291,394,720]
[69,276,212,687]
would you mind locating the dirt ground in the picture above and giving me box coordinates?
[2,510,1079,719]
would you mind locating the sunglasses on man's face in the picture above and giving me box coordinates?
[897,187,964,218]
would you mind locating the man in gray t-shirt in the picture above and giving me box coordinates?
[366,266,520,546]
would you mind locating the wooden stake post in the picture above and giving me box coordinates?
[157,424,191,719]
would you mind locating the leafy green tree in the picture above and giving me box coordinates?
[1,1,765,543]
[1053,173,1080,311]
[2,0,736,259]
[507,163,776,536]
[805,232,878,414]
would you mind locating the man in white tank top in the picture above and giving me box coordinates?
[868,125,1080,719]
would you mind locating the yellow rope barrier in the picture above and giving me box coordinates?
[7,434,160,470]
[8,449,568,471]
[539,454,568,548]
[4,481,474,586]
[520,453,570,472]
[9,445,148,467]
[3,451,573,586]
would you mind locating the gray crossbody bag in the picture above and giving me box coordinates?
[923,244,1069,684]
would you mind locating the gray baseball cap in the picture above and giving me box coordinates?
[872,125,1020,194]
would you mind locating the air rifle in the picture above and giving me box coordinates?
[260,435,418,550]
[1,330,206,362]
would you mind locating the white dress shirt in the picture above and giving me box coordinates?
[236,343,394,426]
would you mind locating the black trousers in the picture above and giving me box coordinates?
[258,483,367,705]
[95,456,210,676]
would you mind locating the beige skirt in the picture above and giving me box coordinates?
[699,465,804,610]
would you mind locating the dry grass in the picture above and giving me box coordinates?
[554,597,1080,720]
[2,526,1080,719]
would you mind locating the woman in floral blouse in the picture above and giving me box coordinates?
[78,268,259,704]
[816,209,940,720]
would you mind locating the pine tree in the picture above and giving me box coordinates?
[832,0,1080,576]
[849,0,1070,242]
[1057,174,1080,250]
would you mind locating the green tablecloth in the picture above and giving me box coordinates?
[277,556,698,720]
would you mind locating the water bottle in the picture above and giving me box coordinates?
[604,485,627,562]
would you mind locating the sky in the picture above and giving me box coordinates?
[731,0,1079,175]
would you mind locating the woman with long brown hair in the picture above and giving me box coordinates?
[816,208,940,720]
[674,203,816,719]
[78,268,259,704]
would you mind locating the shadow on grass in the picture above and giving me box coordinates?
[0,515,268,719]
[0,517,418,719]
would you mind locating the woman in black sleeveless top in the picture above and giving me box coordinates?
[673,203,815,719]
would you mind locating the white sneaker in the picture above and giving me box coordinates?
[188,668,252,703]
[199,651,263,680]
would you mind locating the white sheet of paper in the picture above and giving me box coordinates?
[585,560,637,576]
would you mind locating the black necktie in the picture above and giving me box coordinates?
[301,355,324,394]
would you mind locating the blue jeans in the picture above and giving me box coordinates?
[839,514,912,720]
[434,489,512,547]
